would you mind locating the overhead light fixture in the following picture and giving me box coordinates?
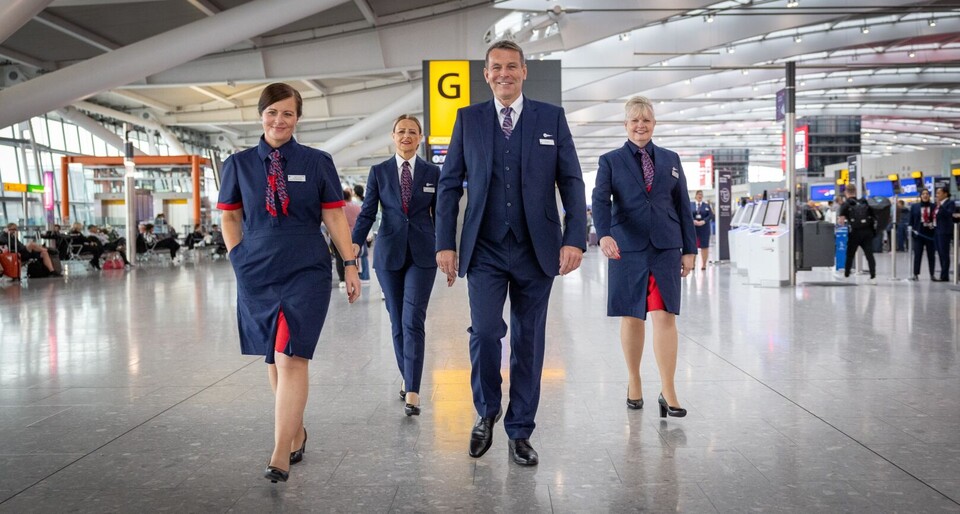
[934,126,939,131]
[753,86,759,91]
[742,70,749,75]
[800,81,806,86]
[794,34,802,43]
[923,138,928,143]
[727,46,736,54]
[908,50,916,58]
[928,18,937,27]
[619,32,631,41]
[787,0,799,7]
[861,25,870,34]
[684,79,692,84]
[847,77,854,83]
[704,14,715,23]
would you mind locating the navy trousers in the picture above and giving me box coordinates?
[913,234,935,278]
[467,234,553,440]
[377,249,436,394]
[935,234,952,281]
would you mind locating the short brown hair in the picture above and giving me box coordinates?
[485,40,525,67]
[392,114,422,134]
[258,83,303,117]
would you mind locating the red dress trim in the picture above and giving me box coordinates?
[274,309,290,353]
[646,274,665,312]
[217,201,243,211]
[322,200,346,209]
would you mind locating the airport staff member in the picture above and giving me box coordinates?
[352,114,439,417]
[909,188,937,281]
[691,190,713,270]
[933,187,958,282]
[592,95,695,420]
[218,83,360,484]
[435,40,587,466]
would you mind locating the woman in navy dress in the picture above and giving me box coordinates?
[352,115,439,416]
[218,83,360,483]
[692,190,714,270]
[592,95,697,418]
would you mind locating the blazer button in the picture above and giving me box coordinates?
[507,202,512,207]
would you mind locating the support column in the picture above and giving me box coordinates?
[59,156,69,223]
[191,155,201,225]
[0,0,346,128]
[0,0,53,44]
[785,62,796,287]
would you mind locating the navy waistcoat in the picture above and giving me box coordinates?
[479,118,529,243]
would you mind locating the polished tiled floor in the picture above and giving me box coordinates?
[1,248,958,512]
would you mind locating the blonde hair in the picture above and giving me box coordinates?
[624,95,655,120]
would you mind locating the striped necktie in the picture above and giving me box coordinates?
[638,148,655,192]
[400,161,413,214]
[500,107,513,139]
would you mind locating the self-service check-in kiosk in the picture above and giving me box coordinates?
[728,202,757,271]
[745,199,790,287]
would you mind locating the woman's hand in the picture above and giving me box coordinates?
[344,267,361,303]
[600,236,620,260]
[680,254,695,277]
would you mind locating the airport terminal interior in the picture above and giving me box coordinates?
[1,0,959,512]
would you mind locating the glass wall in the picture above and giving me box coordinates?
[0,113,218,230]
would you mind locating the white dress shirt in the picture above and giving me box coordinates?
[494,93,524,128]
[395,154,415,182]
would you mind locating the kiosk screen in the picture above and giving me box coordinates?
[762,199,785,227]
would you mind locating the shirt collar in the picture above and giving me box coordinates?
[395,154,416,171]
[257,136,299,162]
[494,93,524,117]
[625,139,655,156]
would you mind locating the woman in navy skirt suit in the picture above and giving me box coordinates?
[352,115,439,417]
[591,95,697,418]
[692,190,714,270]
[218,83,361,483]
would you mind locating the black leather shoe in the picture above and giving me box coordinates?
[468,409,502,458]
[264,465,289,483]
[626,385,643,410]
[399,389,406,400]
[290,427,307,465]
[658,393,687,418]
[509,438,539,466]
[404,403,421,416]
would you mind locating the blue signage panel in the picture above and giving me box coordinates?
[835,225,848,271]
[809,183,835,201]
[865,180,894,197]
[899,176,934,198]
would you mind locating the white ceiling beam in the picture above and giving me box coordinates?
[0,0,351,129]
[353,0,377,26]
[72,101,187,154]
[108,89,176,113]
[0,0,54,44]
[34,11,119,52]
[186,0,219,17]
[57,106,148,155]
[302,79,327,94]
[190,85,240,107]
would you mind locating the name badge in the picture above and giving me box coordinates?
[423,186,436,193]
[288,174,306,182]
[539,138,555,146]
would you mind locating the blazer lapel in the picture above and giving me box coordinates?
[520,98,538,178]
[651,144,671,195]
[384,158,401,207]
[411,157,429,209]
[479,101,495,180]
[617,143,647,195]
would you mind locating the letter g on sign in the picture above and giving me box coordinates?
[438,73,461,99]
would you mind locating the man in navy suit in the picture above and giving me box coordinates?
[909,188,937,280]
[435,40,587,466]
[932,187,958,282]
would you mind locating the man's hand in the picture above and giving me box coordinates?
[559,245,583,275]
[436,250,458,286]
[599,236,620,260]
[680,254,695,278]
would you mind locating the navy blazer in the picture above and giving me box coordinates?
[353,156,440,271]
[592,141,697,255]
[934,199,958,238]
[692,201,713,223]
[436,97,587,277]
[910,202,935,235]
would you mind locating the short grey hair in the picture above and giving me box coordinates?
[624,95,655,119]
[485,39,526,66]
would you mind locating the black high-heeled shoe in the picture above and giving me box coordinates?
[658,393,687,418]
[404,403,421,416]
[399,389,406,401]
[626,385,643,410]
[290,427,307,464]
[264,465,289,483]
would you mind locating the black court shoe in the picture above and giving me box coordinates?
[626,386,643,410]
[404,403,421,416]
[658,393,687,418]
[264,466,289,483]
[399,389,406,400]
[290,427,307,465]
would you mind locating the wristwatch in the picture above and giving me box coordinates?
[343,259,358,267]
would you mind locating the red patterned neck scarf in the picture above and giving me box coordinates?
[266,149,289,217]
